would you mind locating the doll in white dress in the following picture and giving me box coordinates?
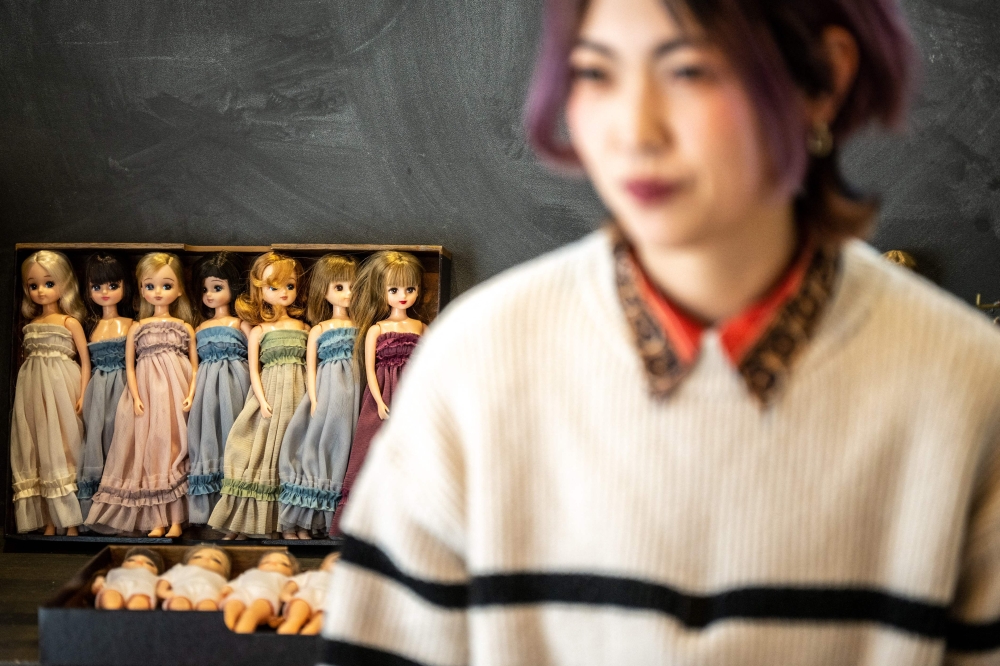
[277,552,339,634]
[92,547,165,610]
[220,551,299,633]
[157,545,232,611]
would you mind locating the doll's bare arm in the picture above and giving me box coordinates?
[219,585,233,598]
[125,324,143,416]
[306,326,321,416]
[240,319,253,340]
[279,579,299,604]
[182,323,199,412]
[91,575,106,596]
[248,326,271,418]
[365,324,387,419]
[66,317,91,414]
[156,579,174,600]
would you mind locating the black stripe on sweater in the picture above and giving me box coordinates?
[340,534,1000,651]
[322,640,433,666]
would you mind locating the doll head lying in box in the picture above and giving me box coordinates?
[157,545,233,611]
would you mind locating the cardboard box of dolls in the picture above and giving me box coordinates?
[38,544,337,666]
[4,242,451,551]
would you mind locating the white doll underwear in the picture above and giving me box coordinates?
[159,564,227,608]
[286,570,331,612]
[221,569,288,614]
[98,567,158,606]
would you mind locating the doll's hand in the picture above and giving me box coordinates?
[91,576,105,595]
[182,395,193,412]
[133,398,145,417]
[261,401,273,419]
[75,396,84,415]
[310,401,317,417]
[377,402,390,420]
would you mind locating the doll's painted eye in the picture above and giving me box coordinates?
[214,285,224,292]
[144,283,154,291]
[286,284,295,291]
[269,286,277,291]
[163,284,172,291]
[45,281,55,289]
[335,284,343,291]
[28,283,38,291]
[91,284,101,292]
[109,282,120,291]
[405,287,416,294]
[388,287,398,294]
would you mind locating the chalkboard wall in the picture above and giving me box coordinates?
[1,1,999,539]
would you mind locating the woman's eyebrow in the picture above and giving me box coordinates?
[574,36,697,60]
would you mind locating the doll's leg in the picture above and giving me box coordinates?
[224,601,245,630]
[301,611,324,635]
[296,529,311,540]
[221,532,238,540]
[233,599,274,634]
[166,596,192,611]
[43,525,56,536]
[282,530,299,540]
[195,599,219,611]
[66,526,79,536]
[165,523,183,538]
[147,526,166,538]
[276,599,312,635]
[126,595,153,610]
[97,590,125,610]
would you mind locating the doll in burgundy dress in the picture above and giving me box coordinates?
[331,251,424,535]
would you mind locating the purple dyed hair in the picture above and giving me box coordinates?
[525,0,918,241]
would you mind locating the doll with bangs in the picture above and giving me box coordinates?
[77,253,135,521]
[87,252,198,538]
[186,252,253,525]
[278,254,360,539]
[10,251,90,535]
[209,252,310,539]
[331,250,424,534]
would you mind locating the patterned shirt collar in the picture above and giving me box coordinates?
[611,226,840,406]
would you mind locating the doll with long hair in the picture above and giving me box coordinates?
[208,252,310,539]
[186,251,253,525]
[77,253,135,521]
[10,250,91,535]
[330,251,424,534]
[278,254,360,539]
[87,252,198,537]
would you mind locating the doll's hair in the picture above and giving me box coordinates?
[351,251,424,377]
[83,253,136,331]
[882,249,916,270]
[191,251,248,325]
[306,254,358,326]
[182,544,232,579]
[20,251,87,323]
[259,551,300,575]
[135,253,195,325]
[123,547,165,575]
[235,252,306,325]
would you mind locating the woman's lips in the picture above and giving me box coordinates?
[624,179,685,205]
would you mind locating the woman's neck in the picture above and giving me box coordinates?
[633,203,798,324]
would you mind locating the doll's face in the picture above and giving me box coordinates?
[90,281,124,307]
[187,548,230,578]
[325,280,352,310]
[320,553,339,572]
[258,553,293,576]
[25,263,63,307]
[121,555,158,575]
[386,284,418,311]
[141,265,182,307]
[261,265,297,309]
[202,277,232,312]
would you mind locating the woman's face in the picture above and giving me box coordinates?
[90,280,123,307]
[261,265,297,308]
[202,277,232,310]
[386,284,418,311]
[566,0,783,252]
[141,265,181,307]
[325,280,352,310]
[25,263,62,307]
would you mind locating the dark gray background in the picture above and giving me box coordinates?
[1,1,1000,537]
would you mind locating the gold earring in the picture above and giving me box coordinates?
[807,121,834,158]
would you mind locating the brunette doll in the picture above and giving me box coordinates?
[77,253,135,521]
[92,547,165,610]
[10,251,91,535]
[278,254,360,539]
[157,545,232,611]
[220,551,299,633]
[331,251,424,534]
[208,252,310,539]
[277,551,339,635]
[86,253,198,538]
[186,252,253,525]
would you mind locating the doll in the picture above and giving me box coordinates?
[278,255,360,539]
[277,552,339,635]
[331,251,424,534]
[220,551,299,633]
[92,547,165,610]
[77,253,135,522]
[86,253,198,538]
[157,544,232,611]
[186,252,253,525]
[208,252,310,539]
[10,251,91,535]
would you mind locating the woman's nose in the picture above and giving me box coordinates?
[621,73,671,153]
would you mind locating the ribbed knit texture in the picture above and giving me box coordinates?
[322,230,1000,666]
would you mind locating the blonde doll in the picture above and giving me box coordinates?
[10,251,90,535]
[331,251,424,534]
[209,252,310,539]
[87,253,198,538]
[278,255,360,539]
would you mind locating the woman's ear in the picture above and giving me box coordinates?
[805,26,860,127]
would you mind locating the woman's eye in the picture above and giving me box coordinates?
[570,66,608,82]
[669,64,711,82]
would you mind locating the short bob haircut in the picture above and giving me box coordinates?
[525,0,918,242]
[191,251,248,325]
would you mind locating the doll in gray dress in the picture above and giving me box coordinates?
[186,252,252,525]
[78,253,135,522]
[279,255,360,539]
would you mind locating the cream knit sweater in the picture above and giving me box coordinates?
[323,230,1000,666]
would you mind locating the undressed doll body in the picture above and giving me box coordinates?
[86,253,198,537]
[10,251,91,535]
[279,254,360,539]
[92,547,165,610]
[157,545,232,611]
[277,552,339,634]
[221,551,299,633]
[209,253,310,539]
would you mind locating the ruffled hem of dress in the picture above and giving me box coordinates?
[89,475,189,508]
[207,494,278,536]
[85,496,187,532]
[278,504,331,533]
[278,483,340,511]
[220,478,281,502]
[188,472,224,496]
[76,478,101,500]
[13,471,79,501]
